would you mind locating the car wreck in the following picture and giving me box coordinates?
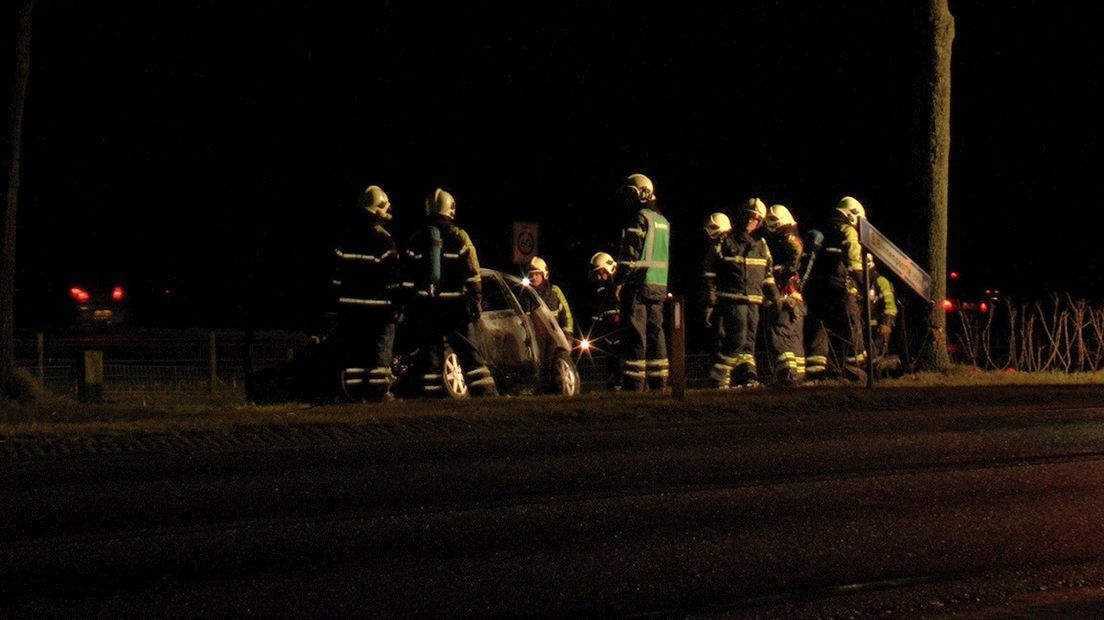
[245,269,581,403]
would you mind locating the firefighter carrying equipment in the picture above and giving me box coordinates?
[705,212,733,239]
[765,204,796,233]
[358,185,393,221]
[426,188,457,220]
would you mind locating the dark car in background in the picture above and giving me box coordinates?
[66,280,130,331]
[245,268,581,403]
[14,273,131,333]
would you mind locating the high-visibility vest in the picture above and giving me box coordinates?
[640,208,670,288]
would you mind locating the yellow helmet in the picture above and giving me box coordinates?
[621,173,656,205]
[704,212,732,239]
[527,256,549,278]
[358,185,392,221]
[426,188,456,219]
[764,204,796,233]
[836,196,865,226]
[744,197,767,220]
[589,252,616,279]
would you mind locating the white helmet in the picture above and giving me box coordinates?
[836,196,865,226]
[744,197,767,220]
[358,185,392,221]
[764,204,796,233]
[527,256,549,278]
[426,188,456,220]
[589,252,616,278]
[704,212,732,239]
[621,173,656,205]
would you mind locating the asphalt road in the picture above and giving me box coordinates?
[5,397,1104,618]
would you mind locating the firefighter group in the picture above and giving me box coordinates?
[332,174,896,401]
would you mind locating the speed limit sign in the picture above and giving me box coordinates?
[512,221,539,264]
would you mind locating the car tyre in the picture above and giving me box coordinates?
[442,348,470,399]
[548,351,581,396]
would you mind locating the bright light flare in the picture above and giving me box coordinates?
[521,276,531,287]
[579,339,591,352]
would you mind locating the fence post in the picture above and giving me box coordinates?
[669,295,687,401]
[78,350,104,403]
[209,330,218,393]
[36,332,44,382]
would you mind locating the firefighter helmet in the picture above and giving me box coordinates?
[704,212,732,239]
[744,197,767,220]
[764,204,796,233]
[528,256,549,279]
[836,196,865,226]
[358,185,392,221]
[590,252,616,278]
[621,173,656,205]
[426,188,456,220]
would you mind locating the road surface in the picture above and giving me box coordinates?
[4,393,1104,617]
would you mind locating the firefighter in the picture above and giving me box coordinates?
[867,255,898,362]
[702,199,777,389]
[584,251,621,390]
[401,188,498,397]
[332,184,400,401]
[525,256,574,336]
[803,196,868,382]
[614,173,671,391]
[762,204,807,386]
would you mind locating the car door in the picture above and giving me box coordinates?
[477,271,537,381]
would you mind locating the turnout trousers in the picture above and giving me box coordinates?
[804,287,867,381]
[619,292,668,391]
[708,300,760,388]
[767,298,806,386]
[411,301,498,396]
[338,308,396,400]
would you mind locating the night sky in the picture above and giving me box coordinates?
[11,1,1104,327]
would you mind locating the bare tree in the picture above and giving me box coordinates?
[1,0,35,400]
[917,0,955,371]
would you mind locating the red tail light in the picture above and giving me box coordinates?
[979,301,989,314]
[70,287,90,303]
[112,286,125,301]
[942,298,955,312]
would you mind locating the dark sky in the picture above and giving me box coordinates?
[12,1,1104,326]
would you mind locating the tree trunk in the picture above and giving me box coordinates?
[918,0,954,371]
[1,0,35,400]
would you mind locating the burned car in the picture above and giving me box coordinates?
[245,268,581,403]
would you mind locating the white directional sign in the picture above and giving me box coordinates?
[859,219,933,302]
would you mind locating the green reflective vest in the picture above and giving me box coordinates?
[640,209,670,288]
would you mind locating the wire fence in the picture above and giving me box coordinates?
[16,328,728,400]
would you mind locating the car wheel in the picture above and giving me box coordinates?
[442,349,470,399]
[549,352,581,396]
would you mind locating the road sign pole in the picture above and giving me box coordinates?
[863,253,875,389]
